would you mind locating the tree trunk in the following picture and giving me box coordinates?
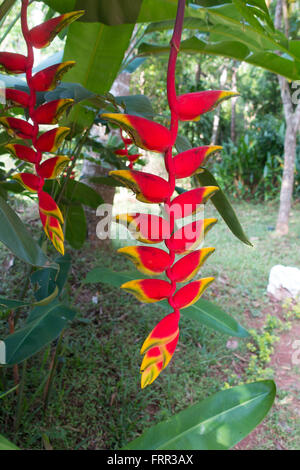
[275,119,297,235]
[211,66,228,144]
[274,0,300,236]
[230,61,238,143]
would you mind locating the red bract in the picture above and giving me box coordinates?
[36,127,70,153]
[32,99,74,125]
[0,117,34,139]
[172,278,214,309]
[5,89,30,108]
[101,113,174,153]
[12,172,40,192]
[117,246,171,276]
[110,170,170,203]
[0,52,27,73]
[169,248,215,283]
[37,156,70,179]
[116,213,170,244]
[31,61,75,92]
[172,145,222,179]
[29,11,84,49]
[5,144,38,163]
[121,279,172,303]
[177,90,239,121]
[170,186,218,219]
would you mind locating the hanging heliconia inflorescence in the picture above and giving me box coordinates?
[0,0,84,255]
[101,0,238,389]
[114,129,141,169]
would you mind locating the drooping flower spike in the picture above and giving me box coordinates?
[114,129,141,169]
[0,0,81,254]
[102,0,238,388]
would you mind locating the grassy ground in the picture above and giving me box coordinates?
[0,197,300,450]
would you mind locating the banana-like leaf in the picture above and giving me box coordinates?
[0,434,19,450]
[1,302,76,365]
[64,203,87,250]
[84,268,249,337]
[124,380,276,450]
[0,196,49,267]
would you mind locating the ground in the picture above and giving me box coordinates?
[0,197,299,450]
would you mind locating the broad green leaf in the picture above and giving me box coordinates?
[196,169,252,246]
[2,303,76,365]
[30,254,71,302]
[63,21,134,94]
[0,196,49,267]
[124,380,276,450]
[83,268,249,337]
[65,203,87,249]
[0,434,19,450]
[115,94,155,119]
[74,0,143,25]
[0,298,30,309]
[44,179,104,209]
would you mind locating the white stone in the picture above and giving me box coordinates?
[267,265,300,299]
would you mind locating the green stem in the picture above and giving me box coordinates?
[0,0,17,23]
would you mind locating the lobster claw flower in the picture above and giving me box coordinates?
[177,90,239,121]
[172,146,222,179]
[128,154,141,164]
[29,11,84,49]
[31,62,75,92]
[114,149,128,156]
[118,246,171,276]
[166,218,217,254]
[4,89,30,108]
[172,278,214,309]
[110,170,170,204]
[170,186,218,219]
[12,172,40,192]
[115,213,170,244]
[0,52,27,74]
[39,211,64,255]
[32,99,74,125]
[37,156,70,179]
[121,279,172,303]
[169,248,215,283]
[38,191,63,224]
[140,312,179,388]
[101,113,174,153]
[36,127,70,153]
[5,144,38,163]
[0,117,34,139]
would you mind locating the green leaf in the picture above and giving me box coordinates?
[44,179,104,209]
[2,302,76,365]
[62,21,134,94]
[65,203,87,249]
[195,169,252,246]
[0,298,30,309]
[115,94,155,119]
[124,380,276,450]
[74,0,143,25]
[0,196,49,267]
[83,268,249,337]
[0,434,19,450]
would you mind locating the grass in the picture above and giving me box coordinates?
[0,197,300,450]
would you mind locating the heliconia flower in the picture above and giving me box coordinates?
[101,113,174,153]
[5,143,38,163]
[140,312,179,388]
[115,213,170,244]
[29,11,84,49]
[0,116,34,139]
[35,127,70,153]
[40,210,65,255]
[172,278,214,309]
[169,248,215,283]
[110,170,170,204]
[5,89,30,108]
[121,279,172,303]
[172,146,222,179]
[166,218,217,254]
[12,172,40,192]
[177,91,239,121]
[32,99,74,125]
[170,186,218,219]
[0,52,27,74]
[123,138,133,145]
[128,154,141,164]
[31,62,75,92]
[114,149,128,156]
[117,246,171,276]
[37,156,70,179]
[38,191,63,223]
